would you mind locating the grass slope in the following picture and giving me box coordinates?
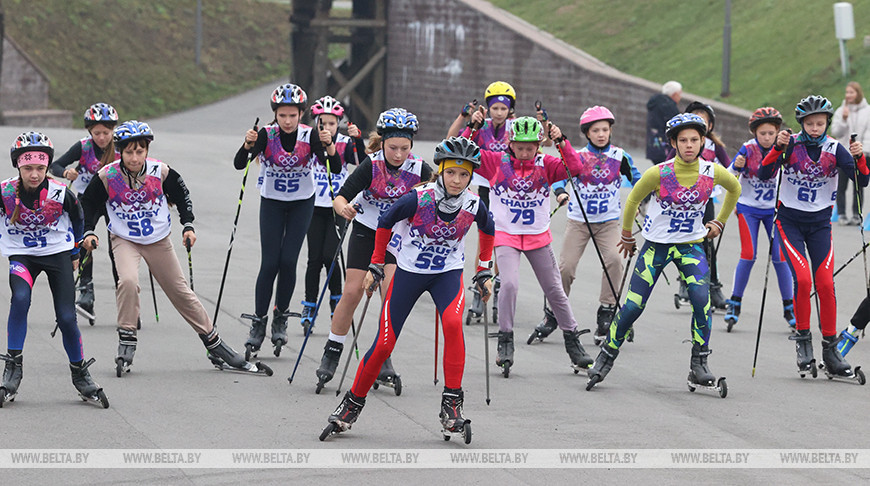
[490,0,870,116]
[5,0,290,125]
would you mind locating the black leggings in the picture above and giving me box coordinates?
[304,206,346,302]
[255,195,314,316]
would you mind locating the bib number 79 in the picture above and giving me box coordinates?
[509,208,535,225]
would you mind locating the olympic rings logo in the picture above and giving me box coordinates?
[488,141,508,152]
[677,189,701,203]
[804,163,823,177]
[278,154,300,166]
[18,212,45,224]
[384,185,406,198]
[432,225,457,238]
[124,190,149,203]
[512,178,533,191]
[590,167,611,179]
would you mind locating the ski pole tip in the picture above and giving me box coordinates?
[486,399,491,406]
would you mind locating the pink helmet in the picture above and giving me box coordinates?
[579,106,615,134]
[311,96,345,118]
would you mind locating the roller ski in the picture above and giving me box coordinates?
[464,286,484,325]
[70,358,109,408]
[491,275,500,324]
[594,304,616,345]
[75,282,96,326]
[241,313,267,361]
[586,345,619,391]
[709,282,728,311]
[320,391,365,441]
[673,278,689,309]
[271,307,300,357]
[202,328,273,376]
[315,340,344,394]
[724,297,741,332]
[564,329,594,372]
[439,387,472,444]
[0,353,23,407]
[819,336,865,385]
[372,356,402,395]
[527,305,558,344]
[783,299,796,331]
[115,329,136,377]
[686,343,727,398]
[789,329,818,378]
[300,301,316,334]
[496,330,514,378]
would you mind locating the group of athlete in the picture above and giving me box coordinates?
[2,80,868,444]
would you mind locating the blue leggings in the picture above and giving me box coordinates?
[731,210,793,300]
[7,252,83,362]
[607,241,711,349]
[255,195,314,316]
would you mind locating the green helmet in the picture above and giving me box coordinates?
[509,116,543,143]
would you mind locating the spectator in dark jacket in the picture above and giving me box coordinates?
[646,81,682,164]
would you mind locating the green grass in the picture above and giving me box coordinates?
[4,0,291,126]
[490,0,870,116]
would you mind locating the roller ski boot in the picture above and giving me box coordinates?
[315,340,343,394]
[320,391,366,441]
[329,295,341,317]
[783,299,796,330]
[820,336,865,384]
[594,304,616,345]
[373,356,402,395]
[241,313,267,361]
[724,297,741,332]
[673,278,689,309]
[75,280,95,326]
[70,358,109,408]
[0,352,23,407]
[687,343,727,398]
[496,330,514,378]
[115,329,136,377]
[564,329,594,372]
[789,329,817,378]
[838,325,861,357]
[202,328,273,376]
[300,301,316,334]
[271,307,291,357]
[709,282,727,311]
[439,387,472,444]
[492,275,500,324]
[586,345,619,391]
[464,286,484,325]
[527,305,558,344]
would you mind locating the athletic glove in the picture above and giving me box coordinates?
[472,268,493,296]
[367,263,385,288]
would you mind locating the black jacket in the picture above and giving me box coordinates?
[646,93,679,163]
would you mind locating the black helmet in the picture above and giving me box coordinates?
[685,101,715,131]
[434,136,481,170]
[795,95,833,123]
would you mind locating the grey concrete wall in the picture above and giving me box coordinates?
[1,36,71,127]
[386,0,752,156]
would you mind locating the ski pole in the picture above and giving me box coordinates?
[482,284,491,406]
[543,100,620,306]
[434,308,440,386]
[334,280,379,396]
[148,271,159,323]
[811,241,870,298]
[185,237,194,291]
[288,219,354,384]
[213,117,259,326]
[52,251,91,338]
[752,133,790,377]
[850,133,870,298]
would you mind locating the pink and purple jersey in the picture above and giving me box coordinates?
[779,134,839,212]
[467,118,511,187]
[489,152,551,235]
[354,151,423,230]
[642,160,716,243]
[104,158,172,244]
[0,178,73,257]
[734,139,777,210]
[567,145,625,223]
[257,124,315,201]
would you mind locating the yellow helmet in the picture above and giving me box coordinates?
[484,81,516,109]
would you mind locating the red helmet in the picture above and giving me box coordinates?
[749,107,783,132]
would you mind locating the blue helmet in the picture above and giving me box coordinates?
[270,83,307,112]
[666,113,707,140]
[376,108,419,136]
[113,120,154,146]
[84,102,119,127]
[795,95,833,123]
[10,131,53,167]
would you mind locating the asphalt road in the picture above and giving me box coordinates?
[2,81,869,483]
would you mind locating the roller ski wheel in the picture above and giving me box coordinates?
[79,389,110,409]
[0,386,15,407]
[797,360,818,379]
[442,421,472,444]
[687,373,727,398]
[725,317,736,333]
[673,294,681,309]
[320,422,340,441]
[528,307,558,345]
[315,380,325,394]
[115,357,130,377]
[585,374,601,391]
[374,358,402,395]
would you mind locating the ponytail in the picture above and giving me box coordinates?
[9,177,23,226]
[366,131,381,154]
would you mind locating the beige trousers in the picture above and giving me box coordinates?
[558,218,623,305]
